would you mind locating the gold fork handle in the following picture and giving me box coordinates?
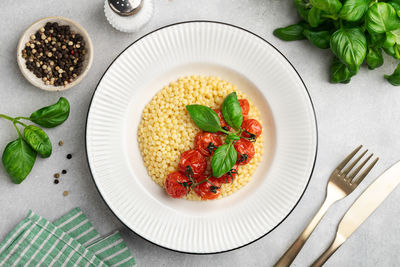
[274,197,335,267]
[311,233,346,267]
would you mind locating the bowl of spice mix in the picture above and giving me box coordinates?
[17,16,93,91]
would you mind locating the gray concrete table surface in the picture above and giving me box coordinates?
[1,0,400,266]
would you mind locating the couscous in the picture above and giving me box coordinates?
[138,76,264,200]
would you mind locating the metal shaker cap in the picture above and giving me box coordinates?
[108,0,143,16]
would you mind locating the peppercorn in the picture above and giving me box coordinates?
[62,170,67,174]
[59,140,64,146]
[54,179,59,184]
[66,154,72,159]
[21,22,87,87]
[54,173,60,178]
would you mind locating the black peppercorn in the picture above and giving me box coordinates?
[21,22,87,87]
[66,154,72,159]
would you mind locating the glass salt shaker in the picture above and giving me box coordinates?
[104,0,154,33]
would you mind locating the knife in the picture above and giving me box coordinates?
[311,160,400,267]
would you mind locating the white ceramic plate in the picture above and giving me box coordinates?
[86,21,317,254]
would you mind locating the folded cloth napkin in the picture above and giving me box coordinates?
[0,208,136,266]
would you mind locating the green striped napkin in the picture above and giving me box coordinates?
[0,208,136,266]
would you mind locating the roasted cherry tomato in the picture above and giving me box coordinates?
[218,163,239,184]
[178,149,207,178]
[213,109,230,131]
[194,176,221,200]
[241,119,262,139]
[165,172,191,199]
[234,139,255,165]
[238,99,250,119]
[194,131,223,156]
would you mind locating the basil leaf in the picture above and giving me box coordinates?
[366,47,384,70]
[303,29,331,49]
[339,0,368,21]
[330,27,367,73]
[366,3,400,34]
[330,57,353,83]
[221,92,243,130]
[384,32,397,49]
[389,2,400,17]
[385,62,400,85]
[186,105,222,133]
[389,2,400,18]
[30,97,70,128]
[2,138,36,184]
[24,125,52,158]
[308,7,322,27]
[310,0,342,14]
[211,143,237,178]
[383,45,397,58]
[367,32,386,48]
[294,0,312,21]
[273,22,307,41]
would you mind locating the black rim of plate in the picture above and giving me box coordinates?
[85,20,318,255]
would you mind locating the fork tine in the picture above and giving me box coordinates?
[336,145,363,171]
[351,157,379,186]
[342,149,368,176]
[352,155,379,186]
[347,153,373,180]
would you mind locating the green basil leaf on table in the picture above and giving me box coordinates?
[308,7,322,27]
[330,57,353,83]
[186,105,222,133]
[221,92,243,130]
[310,0,342,14]
[339,0,368,21]
[24,125,52,158]
[366,47,384,70]
[294,0,312,22]
[273,22,307,41]
[385,62,400,85]
[211,143,237,178]
[2,138,37,184]
[30,97,70,128]
[303,29,331,49]
[330,27,367,73]
[366,2,400,34]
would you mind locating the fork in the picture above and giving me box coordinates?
[274,145,379,267]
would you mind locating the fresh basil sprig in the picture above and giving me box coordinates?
[186,92,253,178]
[0,97,70,184]
[274,0,400,85]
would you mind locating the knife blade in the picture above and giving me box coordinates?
[312,160,400,266]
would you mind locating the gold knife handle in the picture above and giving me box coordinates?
[275,197,336,267]
[311,233,346,267]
